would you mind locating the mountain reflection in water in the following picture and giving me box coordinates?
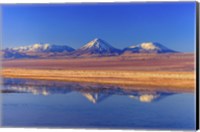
[2,78,175,104]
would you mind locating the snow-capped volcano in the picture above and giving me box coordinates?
[72,38,121,56]
[11,43,75,53]
[123,42,176,53]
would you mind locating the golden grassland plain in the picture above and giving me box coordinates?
[2,53,196,92]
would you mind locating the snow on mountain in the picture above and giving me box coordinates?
[123,42,177,53]
[2,40,178,59]
[2,43,75,59]
[11,43,75,53]
[73,38,122,56]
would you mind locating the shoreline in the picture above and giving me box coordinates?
[2,68,195,92]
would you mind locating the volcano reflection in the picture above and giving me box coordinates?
[2,78,175,103]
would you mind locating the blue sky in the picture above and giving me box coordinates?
[2,2,196,52]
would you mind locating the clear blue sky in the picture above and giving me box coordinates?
[2,2,196,52]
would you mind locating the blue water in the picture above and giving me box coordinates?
[1,78,196,130]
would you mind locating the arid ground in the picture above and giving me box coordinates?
[2,53,196,92]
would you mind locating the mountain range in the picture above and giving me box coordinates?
[1,38,177,59]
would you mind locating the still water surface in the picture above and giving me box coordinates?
[1,78,195,130]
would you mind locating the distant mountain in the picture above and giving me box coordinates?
[1,49,34,59]
[1,41,178,59]
[2,43,75,59]
[72,38,122,56]
[123,42,177,54]
[11,43,75,53]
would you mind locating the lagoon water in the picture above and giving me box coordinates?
[1,78,195,130]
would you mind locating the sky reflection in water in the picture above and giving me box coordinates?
[1,78,195,130]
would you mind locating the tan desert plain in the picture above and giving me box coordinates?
[2,52,195,93]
